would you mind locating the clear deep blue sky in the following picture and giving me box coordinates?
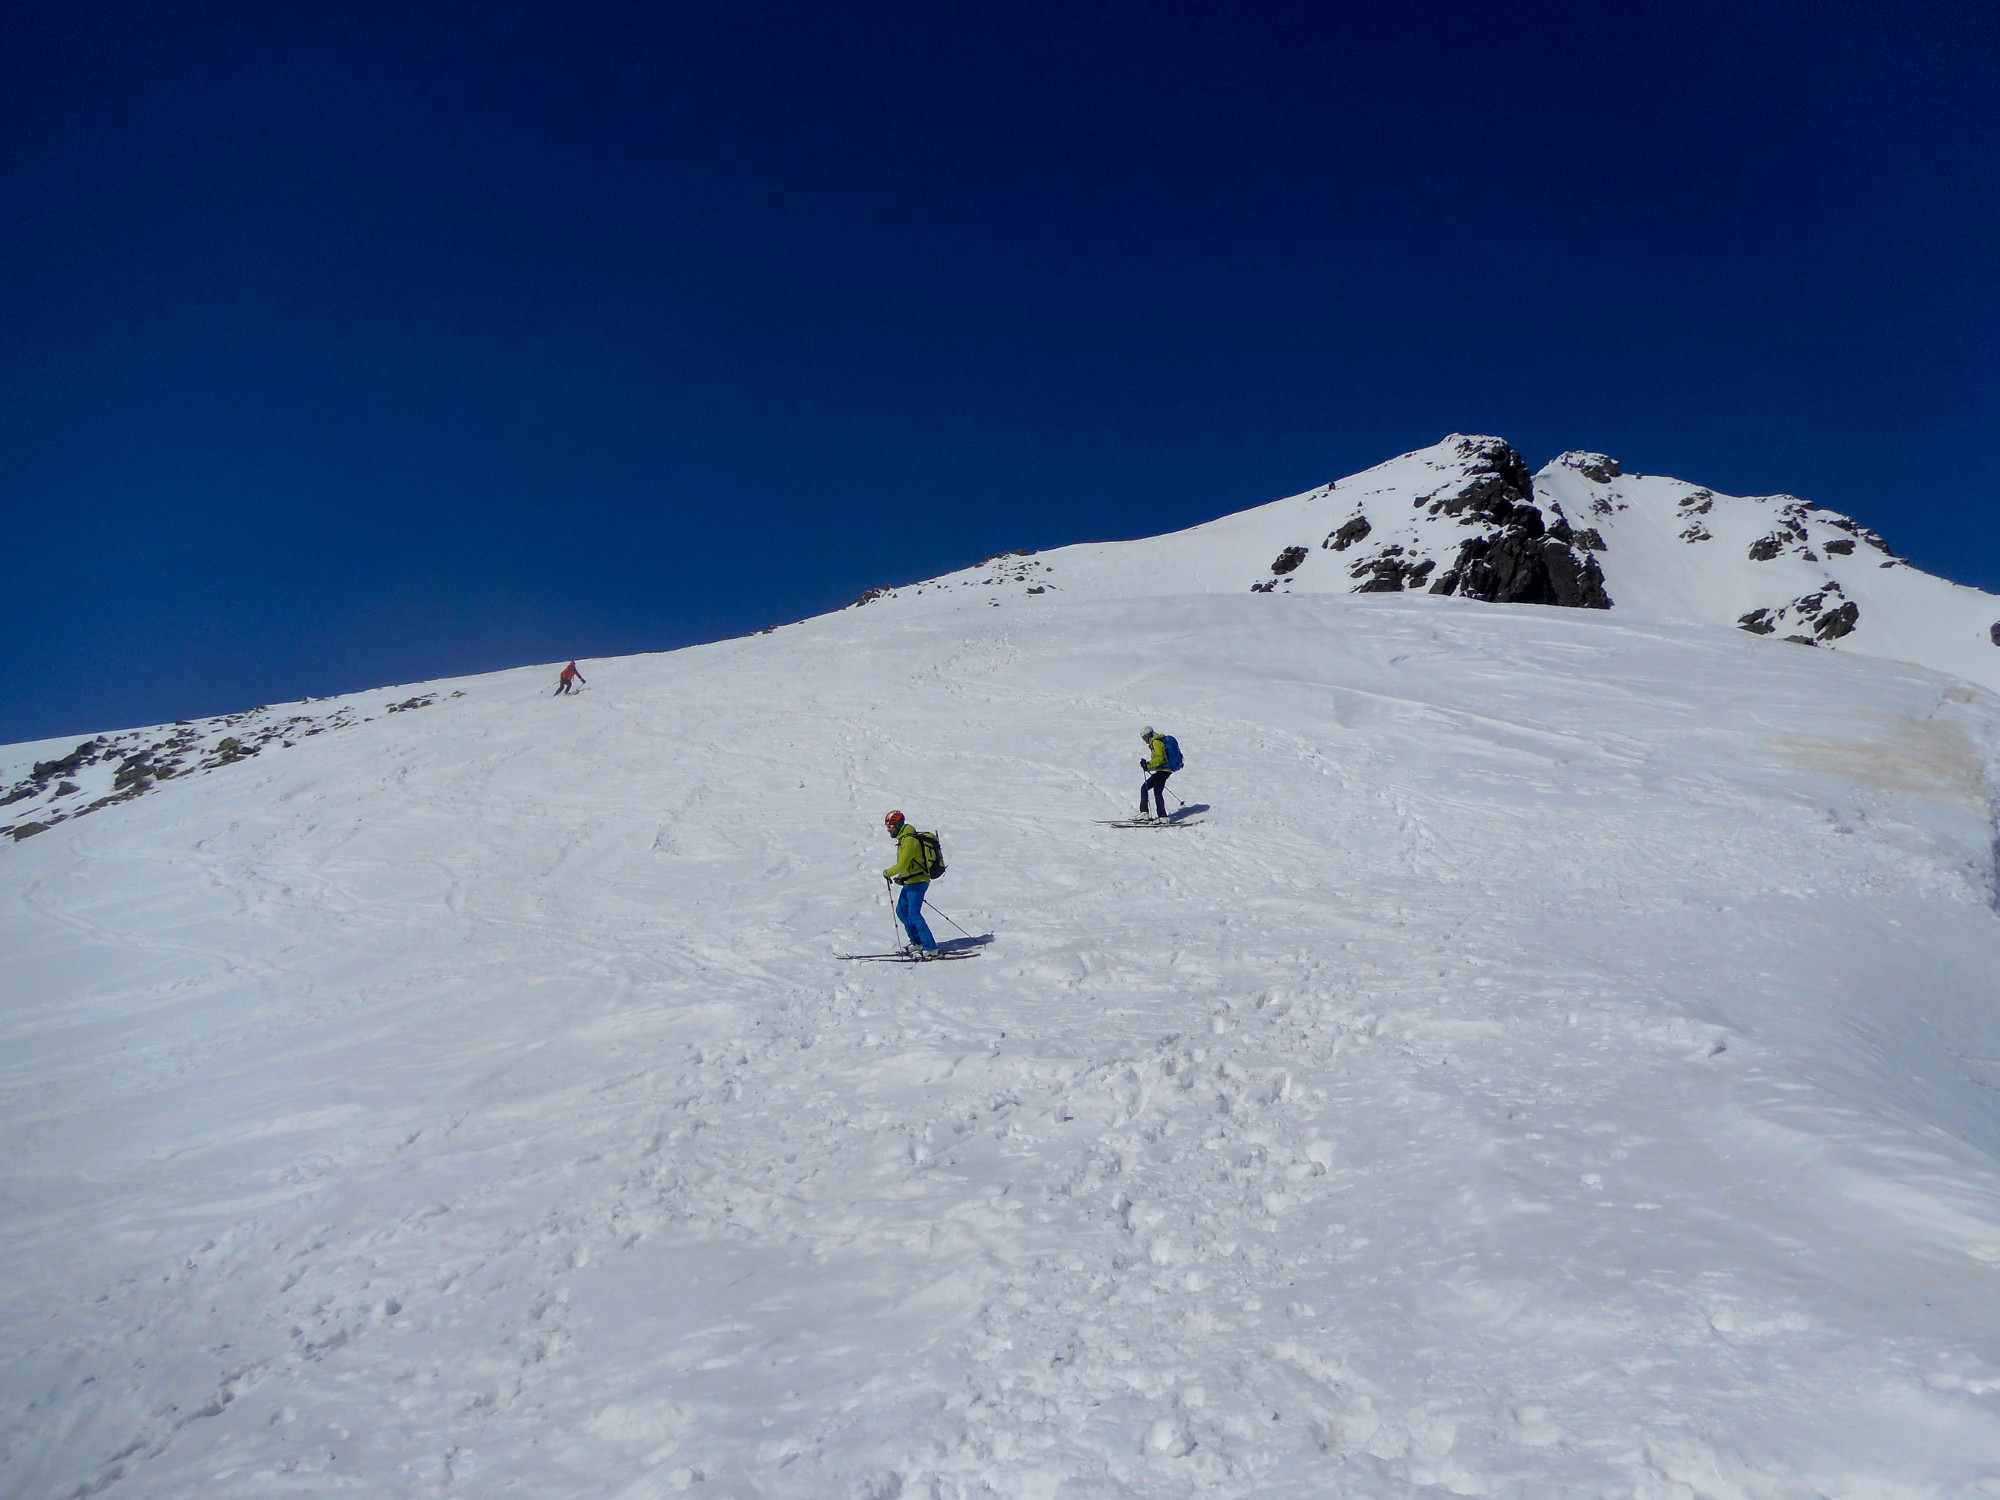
[4,0,1996,743]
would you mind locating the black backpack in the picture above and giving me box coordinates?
[911,828,946,880]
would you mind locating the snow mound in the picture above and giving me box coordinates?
[6,585,2000,1496]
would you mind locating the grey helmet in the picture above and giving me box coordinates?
[1140,726,1154,740]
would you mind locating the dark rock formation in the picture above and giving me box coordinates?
[2,696,422,850]
[1432,532,1611,608]
[1821,515,1891,552]
[1424,438,1538,525]
[1747,537,1783,562]
[1788,585,1859,641]
[5,739,108,807]
[1823,539,1855,556]
[33,743,98,781]
[1815,601,1860,640]
[1325,516,1372,551]
[1554,452,1622,483]
[1404,439,1613,608]
[1991,622,2000,646]
[1740,584,1861,644]
[1349,547,1436,593]
[1270,546,1309,576]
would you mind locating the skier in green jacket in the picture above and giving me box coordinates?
[1139,727,1175,821]
[882,810,938,954]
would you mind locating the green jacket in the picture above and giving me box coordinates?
[884,825,931,885]
[1143,733,1171,773]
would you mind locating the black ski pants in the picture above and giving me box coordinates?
[1141,769,1173,817]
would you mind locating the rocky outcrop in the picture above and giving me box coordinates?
[1736,584,1860,644]
[1814,600,1859,640]
[1551,451,1622,483]
[1349,547,1436,593]
[1417,439,1612,608]
[1433,530,1611,608]
[1324,516,1371,551]
[1419,437,1538,524]
[3,693,460,847]
[1322,439,1612,608]
[4,739,109,807]
[1270,546,1309,576]
[1820,515,1892,553]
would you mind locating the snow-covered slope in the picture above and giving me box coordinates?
[5,583,2000,1497]
[865,434,2000,697]
[8,434,1995,853]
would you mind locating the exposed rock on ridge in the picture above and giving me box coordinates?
[1318,436,1611,608]
[827,431,2000,695]
[1422,438,1611,609]
[3,691,459,844]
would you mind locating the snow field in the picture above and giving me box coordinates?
[4,589,2000,1497]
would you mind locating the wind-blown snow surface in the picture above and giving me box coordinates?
[6,589,2000,1497]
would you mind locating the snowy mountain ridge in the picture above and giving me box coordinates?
[7,433,1996,852]
[859,434,2000,697]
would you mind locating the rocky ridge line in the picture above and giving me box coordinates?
[2,691,457,844]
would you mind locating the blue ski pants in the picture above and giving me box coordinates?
[896,881,937,951]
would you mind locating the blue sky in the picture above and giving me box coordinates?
[3,0,1996,744]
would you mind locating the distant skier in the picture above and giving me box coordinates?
[882,809,941,956]
[1138,726,1182,821]
[555,661,586,696]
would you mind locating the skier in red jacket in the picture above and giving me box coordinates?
[556,661,586,696]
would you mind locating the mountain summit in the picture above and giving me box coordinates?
[860,434,2000,695]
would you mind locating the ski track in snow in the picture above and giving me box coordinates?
[5,591,2000,1498]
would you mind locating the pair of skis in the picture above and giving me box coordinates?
[1095,816,1203,829]
[837,948,979,963]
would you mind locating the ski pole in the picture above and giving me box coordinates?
[923,901,977,939]
[886,876,900,945]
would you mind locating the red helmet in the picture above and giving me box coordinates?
[883,809,904,829]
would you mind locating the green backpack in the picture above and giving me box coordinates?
[911,828,947,880]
